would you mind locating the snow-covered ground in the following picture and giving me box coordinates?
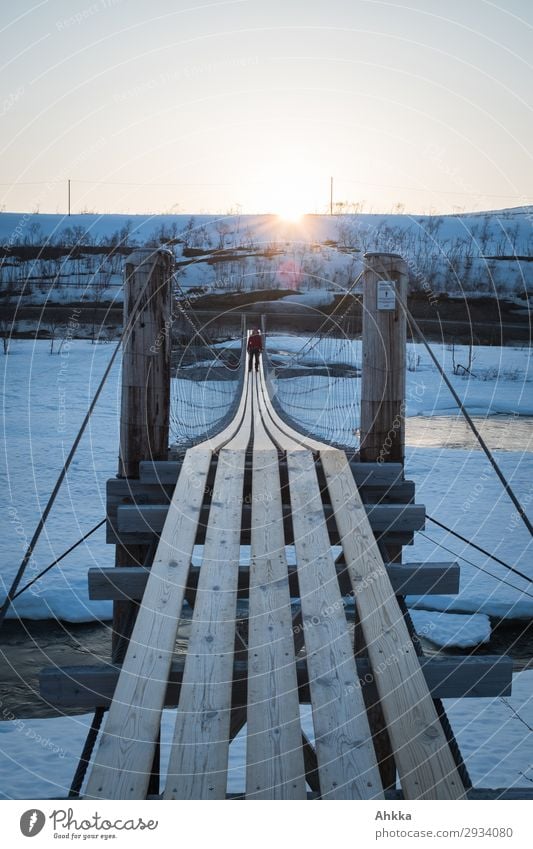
[1,671,531,799]
[1,339,532,647]
[1,208,532,304]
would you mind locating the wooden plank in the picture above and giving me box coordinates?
[84,446,212,799]
[163,378,252,800]
[284,449,383,799]
[40,654,514,708]
[88,562,460,602]
[116,502,425,537]
[246,375,306,799]
[321,448,465,800]
[83,375,251,800]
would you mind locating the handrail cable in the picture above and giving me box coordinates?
[427,514,532,586]
[10,519,106,602]
[419,532,533,601]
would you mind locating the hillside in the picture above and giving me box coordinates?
[0,209,532,313]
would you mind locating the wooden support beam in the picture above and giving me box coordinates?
[39,654,513,709]
[107,472,415,511]
[115,502,425,540]
[88,561,460,602]
[140,458,406,487]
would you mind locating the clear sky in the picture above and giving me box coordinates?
[1,0,532,215]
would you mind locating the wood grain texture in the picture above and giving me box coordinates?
[84,446,212,799]
[285,449,384,799]
[246,375,306,799]
[84,374,250,800]
[119,250,173,478]
[321,448,466,800]
[163,378,252,799]
[360,253,407,463]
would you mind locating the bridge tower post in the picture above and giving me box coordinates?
[360,252,408,465]
[112,247,173,662]
[358,252,408,789]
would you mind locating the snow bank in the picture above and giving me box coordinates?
[410,609,491,648]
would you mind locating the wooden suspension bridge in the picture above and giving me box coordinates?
[39,250,520,800]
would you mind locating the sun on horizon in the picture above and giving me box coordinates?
[276,201,307,222]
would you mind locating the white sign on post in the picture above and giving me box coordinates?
[377,280,396,311]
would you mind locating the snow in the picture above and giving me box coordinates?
[1,340,119,623]
[410,609,491,649]
[1,671,531,798]
[444,670,533,789]
[1,338,532,650]
[1,209,533,306]
[404,446,533,621]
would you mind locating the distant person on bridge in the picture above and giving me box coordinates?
[247,328,263,373]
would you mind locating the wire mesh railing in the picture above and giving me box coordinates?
[263,333,362,451]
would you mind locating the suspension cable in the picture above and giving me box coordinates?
[10,519,106,602]
[419,531,533,600]
[427,515,533,586]
[0,255,160,629]
[68,707,106,798]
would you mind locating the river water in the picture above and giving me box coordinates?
[406,414,533,452]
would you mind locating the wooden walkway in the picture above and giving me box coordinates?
[68,356,474,802]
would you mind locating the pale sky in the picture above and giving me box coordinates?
[1,0,532,215]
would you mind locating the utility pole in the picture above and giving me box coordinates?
[330,176,333,215]
[68,179,71,216]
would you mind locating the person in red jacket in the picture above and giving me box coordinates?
[247,328,263,373]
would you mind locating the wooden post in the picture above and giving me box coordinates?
[119,248,173,478]
[360,252,407,465]
[112,248,173,662]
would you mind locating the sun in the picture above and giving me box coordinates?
[261,170,316,220]
[276,201,306,223]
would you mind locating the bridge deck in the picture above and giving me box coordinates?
[81,357,468,801]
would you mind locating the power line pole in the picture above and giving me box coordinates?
[330,176,333,214]
[68,179,71,216]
